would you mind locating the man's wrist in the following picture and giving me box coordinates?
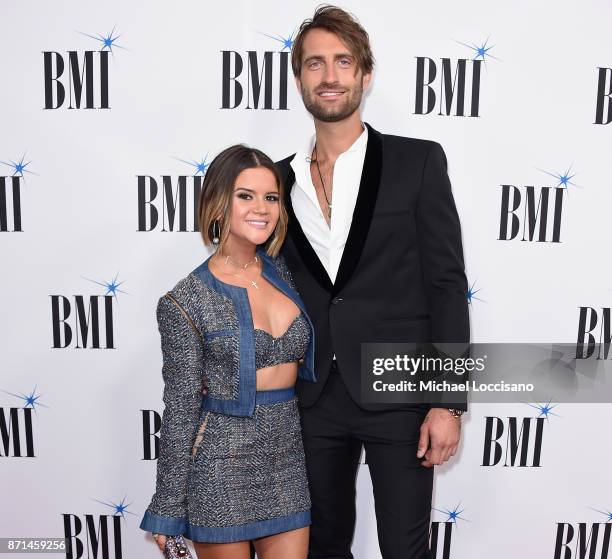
[446,408,465,419]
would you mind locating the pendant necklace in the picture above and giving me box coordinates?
[312,144,332,220]
[217,253,260,289]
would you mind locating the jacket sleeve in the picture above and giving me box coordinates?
[139,294,204,535]
[416,142,470,412]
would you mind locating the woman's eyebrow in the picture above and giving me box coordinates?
[234,186,279,195]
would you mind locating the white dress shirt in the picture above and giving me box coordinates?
[289,123,368,285]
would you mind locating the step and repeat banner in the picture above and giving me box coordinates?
[1,1,611,557]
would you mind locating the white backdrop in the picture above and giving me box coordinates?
[1,1,611,557]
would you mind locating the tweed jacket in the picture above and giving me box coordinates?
[140,246,316,534]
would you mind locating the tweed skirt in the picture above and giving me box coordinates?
[184,386,311,543]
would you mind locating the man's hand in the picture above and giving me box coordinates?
[417,408,462,467]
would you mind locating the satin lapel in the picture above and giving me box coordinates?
[280,160,334,293]
[332,122,384,296]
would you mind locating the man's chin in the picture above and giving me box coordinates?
[309,104,357,123]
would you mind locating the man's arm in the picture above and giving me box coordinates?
[416,142,469,346]
[415,141,470,467]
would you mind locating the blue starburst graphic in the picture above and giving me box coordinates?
[538,164,581,194]
[466,280,484,304]
[82,273,128,303]
[92,495,138,519]
[0,385,49,415]
[0,152,37,178]
[455,35,499,63]
[77,25,127,55]
[173,154,210,176]
[433,502,469,525]
[526,400,561,420]
[589,506,612,523]
[258,28,297,51]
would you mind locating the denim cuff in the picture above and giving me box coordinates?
[139,509,187,535]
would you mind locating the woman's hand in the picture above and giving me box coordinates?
[153,533,167,552]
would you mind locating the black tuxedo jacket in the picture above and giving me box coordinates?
[276,122,470,412]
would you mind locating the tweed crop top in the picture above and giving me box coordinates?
[254,310,311,369]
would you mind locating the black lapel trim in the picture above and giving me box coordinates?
[332,122,384,295]
[280,157,334,293]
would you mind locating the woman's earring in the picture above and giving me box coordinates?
[212,219,220,245]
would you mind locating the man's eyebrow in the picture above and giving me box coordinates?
[303,55,324,64]
[303,53,355,63]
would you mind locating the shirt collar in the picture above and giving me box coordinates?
[293,121,368,167]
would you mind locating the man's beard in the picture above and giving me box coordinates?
[301,79,363,122]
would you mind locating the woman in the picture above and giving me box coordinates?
[139,144,317,559]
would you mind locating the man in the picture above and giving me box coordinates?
[276,6,470,559]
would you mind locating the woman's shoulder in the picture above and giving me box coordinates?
[265,252,296,289]
[157,266,217,313]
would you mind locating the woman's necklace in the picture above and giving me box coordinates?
[216,252,261,289]
[224,254,258,270]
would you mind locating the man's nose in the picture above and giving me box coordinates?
[321,62,339,85]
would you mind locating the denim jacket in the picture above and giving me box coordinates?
[139,246,316,536]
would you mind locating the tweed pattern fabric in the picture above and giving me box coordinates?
[254,311,310,369]
[187,395,311,528]
[146,294,205,519]
[141,253,312,534]
[168,273,240,401]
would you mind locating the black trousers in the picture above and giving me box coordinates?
[299,361,434,559]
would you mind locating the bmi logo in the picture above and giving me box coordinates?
[0,153,36,232]
[141,408,162,460]
[137,155,210,232]
[554,507,612,558]
[430,502,468,558]
[43,26,126,109]
[50,274,126,349]
[63,495,136,559]
[498,165,580,243]
[594,66,612,125]
[221,28,295,110]
[414,36,497,117]
[576,307,610,360]
[481,402,559,467]
[0,386,47,458]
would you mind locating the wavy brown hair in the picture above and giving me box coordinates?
[197,145,287,257]
[291,4,375,78]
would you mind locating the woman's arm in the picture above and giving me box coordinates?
[139,294,204,535]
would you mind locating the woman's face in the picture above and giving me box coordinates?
[226,166,280,247]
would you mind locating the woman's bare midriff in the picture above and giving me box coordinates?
[256,361,299,391]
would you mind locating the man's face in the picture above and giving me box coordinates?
[296,28,371,122]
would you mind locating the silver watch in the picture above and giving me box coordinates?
[447,408,465,418]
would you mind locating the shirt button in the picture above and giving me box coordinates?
[331,297,343,305]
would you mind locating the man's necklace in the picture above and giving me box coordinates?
[311,144,332,220]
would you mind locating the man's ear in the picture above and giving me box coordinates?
[362,71,372,91]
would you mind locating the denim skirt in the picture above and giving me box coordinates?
[184,386,311,543]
